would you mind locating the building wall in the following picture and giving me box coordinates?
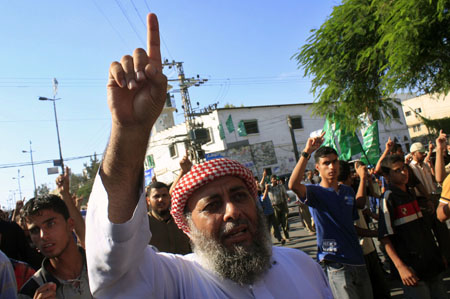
[146,103,411,186]
[402,93,450,139]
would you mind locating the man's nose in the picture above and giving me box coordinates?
[223,201,241,222]
[40,228,49,240]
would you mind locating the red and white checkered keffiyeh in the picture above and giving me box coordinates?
[170,158,257,235]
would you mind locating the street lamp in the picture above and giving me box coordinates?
[12,169,24,201]
[22,140,37,197]
[39,78,64,174]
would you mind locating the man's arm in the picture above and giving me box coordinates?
[288,132,325,198]
[102,14,167,224]
[380,237,419,286]
[435,130,448,183]
[425,141,435,176]
[259,169,267,188]
[355,164,368,209]
[56,167,86,248]
[169,155,192,195]
[375,137,393,175]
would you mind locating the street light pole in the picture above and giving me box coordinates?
[12,169,24,201]
[22,140,37,197]
[39,78,64,174]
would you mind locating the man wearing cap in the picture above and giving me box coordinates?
[85,13,332,298]
[409,142,437,196]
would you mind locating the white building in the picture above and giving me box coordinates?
[145,102,411,185]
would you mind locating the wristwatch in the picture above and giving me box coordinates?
[301,151,310,160]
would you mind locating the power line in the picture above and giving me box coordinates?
[114,0,146,47]
[91,0,129,47]
[0,154,103,170]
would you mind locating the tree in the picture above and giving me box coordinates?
[294,0,450,131]
[69,154,100,200]
[36,184,50,197]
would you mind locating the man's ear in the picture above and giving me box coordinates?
[67,217,75,231]
[315,163,319,172]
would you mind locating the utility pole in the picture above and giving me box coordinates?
[22,140,37,197]
[12,169,24,201]
[163,60,208,163]
[287,116,300,162]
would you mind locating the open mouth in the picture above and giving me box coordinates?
[222,225,250,243]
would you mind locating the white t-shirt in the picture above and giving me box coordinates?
[86,175,333,299]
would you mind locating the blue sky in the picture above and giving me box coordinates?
[0,0,337,209]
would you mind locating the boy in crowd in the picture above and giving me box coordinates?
[378,154,447,298]
[289,132,373,299]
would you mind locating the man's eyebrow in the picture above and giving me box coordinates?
[42,217,56,225]
[229,185,248,193]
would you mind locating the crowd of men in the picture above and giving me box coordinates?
[1,12,450,299]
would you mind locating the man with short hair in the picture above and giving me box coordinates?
[289,134,373,299]
[18,194,92,298]
[378,154,447,298]
[146,181,191,254]
[263,174,290,242]
[85,13,332,298]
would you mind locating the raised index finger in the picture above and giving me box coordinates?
[147,13,162,70]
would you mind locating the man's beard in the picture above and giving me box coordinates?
[186,210,272,285]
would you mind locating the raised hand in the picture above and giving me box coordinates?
[179,155,193,174]
[56,166,71,197]
[385,137,394,152]
[305,131,326,153]
[107,13,167,130]
[436,130,447,152]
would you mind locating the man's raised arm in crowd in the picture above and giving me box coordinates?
[288,132,325,197]
[100,14,167,224]
[56,166,86,247]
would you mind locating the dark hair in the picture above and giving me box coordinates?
[149,181,169,192]
[380,154,404,175]
[270,174,277,180]
[314,146,338,163]
[391,143,403,154]
[22,194,70,220]
[337,161,351,182]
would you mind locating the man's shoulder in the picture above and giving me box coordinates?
[272,246,314,263]
[19,268,45,297]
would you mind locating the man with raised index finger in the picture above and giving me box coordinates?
[86,13,332,298]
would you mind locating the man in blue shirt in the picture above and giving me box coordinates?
[289,132,373,299]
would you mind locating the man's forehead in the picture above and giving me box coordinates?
[191,176,248,199]
[318,154,338,162]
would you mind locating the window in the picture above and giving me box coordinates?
[412,124,421,132]
[405,111,411,117]
[392,108,400,119]
[243,120,259,134]
[289,116,304,129]
[415,108,422,114]
[169,144,177,158]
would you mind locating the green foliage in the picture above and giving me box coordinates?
[36,184,50,197]
[223,103,236,108]
[69,154,100,200]
[419,115,450,135]
[294,0,450,131]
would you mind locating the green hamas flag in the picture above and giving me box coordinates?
[218,124,225,139]
[361,121,380,166]
[322,118,338,151]
[238,120,247,136]
[337,129,362,161]
[226,115,235,133]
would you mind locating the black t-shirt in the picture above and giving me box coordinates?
[378,185,444,280]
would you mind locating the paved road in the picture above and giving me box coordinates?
[270,214,450,298]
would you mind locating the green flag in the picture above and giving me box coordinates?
[218,124,225,139]
[226,115,235,133]
[361,121,380,165]
[337,130,362,161]
[322,118,338,151]
[238,120,247,136]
